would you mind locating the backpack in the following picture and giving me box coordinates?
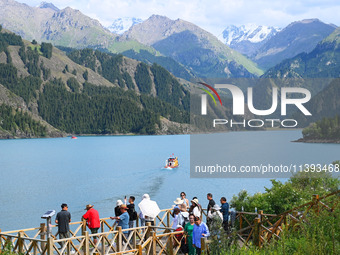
[131,211,137,221]
[128,204,137,221]
[179,212,189,227]
[174,226,184,244]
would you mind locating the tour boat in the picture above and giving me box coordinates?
[165,154,179,168]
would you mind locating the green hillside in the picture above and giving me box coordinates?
[0,27,191,138]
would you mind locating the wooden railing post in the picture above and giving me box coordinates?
[239,213,243,229]
[137,244,142,255]
[101,220,104,233]
[101,225,105,255]
[313,194,320,215]
[40,223,46,251]
[82,220,87,254]
[47,237,54,255]
[132,229,137,248]
[253,218,261,247]
[117,226,122,252]
[84,231,89,255]
[167,233,173,255]
[167,210,171,228]
[259,210,263,222]
[18,231,24,254]
[146,222,152,240]
[201,237,206,254]
[82,219,87,235]
[152,231,156,255]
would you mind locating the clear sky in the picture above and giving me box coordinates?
[16,0,340,36]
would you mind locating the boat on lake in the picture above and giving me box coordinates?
[165,154,179,168]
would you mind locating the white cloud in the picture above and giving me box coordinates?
[17,0,340,36]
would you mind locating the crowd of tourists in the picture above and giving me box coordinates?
[55,192,230,255]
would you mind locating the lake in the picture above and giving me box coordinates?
[0,130,339,231]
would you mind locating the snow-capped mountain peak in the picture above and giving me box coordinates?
[221,24,281,45]
[107,17,143,35]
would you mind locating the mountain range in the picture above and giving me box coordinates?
[0,1,337,78]
[120,15,263,78]
[0,0,264,79]
[220,19,337,70]
[0,0,340,136]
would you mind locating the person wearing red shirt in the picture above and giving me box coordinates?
[82,204,101,245]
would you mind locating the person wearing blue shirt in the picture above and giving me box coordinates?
[192,216,210,255]
[220,197,229,233]
[111,204,130,238]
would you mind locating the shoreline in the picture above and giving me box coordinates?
[293,138,340,144]
[0,128,305,140]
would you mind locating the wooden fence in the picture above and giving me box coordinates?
[0,208,186,255]
[201,190,340,253]
[1,191,339,254]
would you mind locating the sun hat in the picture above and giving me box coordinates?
[212,204,221,211]
[85,204,93,210]
[174,198,184,205]
[142,194,150,200]
[120,204,128,210]
[191,198,199,205]
[116,200,123,206]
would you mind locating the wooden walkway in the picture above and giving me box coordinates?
[0,208,186,255]
[0,191,339,255]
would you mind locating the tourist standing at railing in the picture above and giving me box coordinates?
[127,196,137,229]
[220,197,229,233]
[173,197,184,209]
[172,208,181,228]
[180,192,190,208]
[192,216,210,255]
[114,200,123,217]
[111,204,130,239]
[55,203,71,248]
[184,214,196,255]
[206,193,216,228]
[189,198,202,218]
[82,204,101,245]
[207,204,223,223]
[178,203,190,227]
[138,193,160,226]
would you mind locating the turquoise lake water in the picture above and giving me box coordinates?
[0,130,339,231]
